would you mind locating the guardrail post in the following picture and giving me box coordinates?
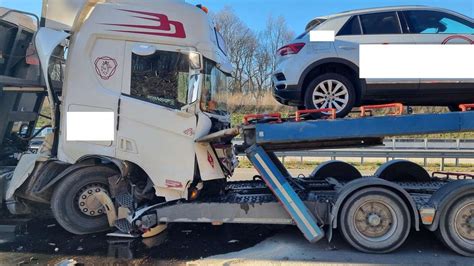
[423,158,427,167]
[392,138,396,150]
[440,157,445,171]
[424,138,428,150]
[456,139,460,150]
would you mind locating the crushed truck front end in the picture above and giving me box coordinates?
[2,0,238,234]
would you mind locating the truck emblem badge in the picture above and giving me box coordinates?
[103,9,186,39]
[183,128,195,136]
[207,151,215,168]
[94,56,118,80]
[165,179,183,188]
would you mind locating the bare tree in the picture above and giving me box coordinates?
[212,7,257,95]
[212,8,295,111]
[261,15,295,74]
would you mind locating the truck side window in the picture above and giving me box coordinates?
[360,12,402,34]
[130,50,189,109]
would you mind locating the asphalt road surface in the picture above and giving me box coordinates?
[0,217,472,266]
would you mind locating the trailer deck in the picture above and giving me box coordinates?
[134,110,474,256]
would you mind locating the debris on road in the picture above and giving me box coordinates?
[56,259,77,266]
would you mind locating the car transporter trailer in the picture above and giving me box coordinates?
[127,106,474,256]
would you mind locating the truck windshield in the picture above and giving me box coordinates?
[200,58,230,115]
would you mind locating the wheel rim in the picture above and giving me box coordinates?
[75,183,109,217]
[312,79,349,113]
[353,200,397,242]
[454,201,474,244]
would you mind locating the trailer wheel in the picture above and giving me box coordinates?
[437,195,474,257]
[51,166,117,235]
[339,187,411,253]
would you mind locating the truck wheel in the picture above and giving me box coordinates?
[437,195,474,257]
[339,188,411,253]
[51,165,117,235]
[304,73,356,118]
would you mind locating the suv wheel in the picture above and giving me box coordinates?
[304,73,356,118]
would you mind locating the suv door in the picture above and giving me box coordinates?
[117,42,198,195]
[402,9,474,104]
[336,11,418,100]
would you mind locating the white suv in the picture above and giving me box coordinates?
[272,6,473,117]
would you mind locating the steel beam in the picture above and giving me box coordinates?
[246,145,324,243]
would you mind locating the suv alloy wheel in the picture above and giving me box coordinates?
[304,73,356,118]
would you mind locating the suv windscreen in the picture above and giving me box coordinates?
[338,16,362,35]
[360,12,402,34]
[404,10,473,34]
[130,50,189,109]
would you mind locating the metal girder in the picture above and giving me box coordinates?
[253,112,474,148]
[246,144,324,243]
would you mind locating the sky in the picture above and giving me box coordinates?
[0,0,473,33]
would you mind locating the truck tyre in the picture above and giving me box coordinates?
[304,73,356,118]
[51,165,117,235]
[437,195,474,257]
[339,187,411,253]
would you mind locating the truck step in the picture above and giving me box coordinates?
[114,218,133,233]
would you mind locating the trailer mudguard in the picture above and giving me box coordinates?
[310,160,362,181]
[330,177,420,231]
[375,159,431,182]
[425,179,474,231]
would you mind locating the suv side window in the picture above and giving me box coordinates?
[338,16,362,36]
[130,50,189,109]
[360,12,402,34]
[404,10,473,34]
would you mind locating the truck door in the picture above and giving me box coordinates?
[117,42,199,193]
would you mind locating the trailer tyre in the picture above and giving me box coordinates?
[51,166,116,235]
[437,195,474,257]
[339,187,411,253]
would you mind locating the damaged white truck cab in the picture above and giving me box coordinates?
[2,0,237,234]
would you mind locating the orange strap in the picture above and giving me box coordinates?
[243,113,282,125]
[459,104,474,112]
[360,103,404,117]
[295,108,336,121]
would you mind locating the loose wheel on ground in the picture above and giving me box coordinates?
[51,165,117,235]
[339,187,411,253]
[437,195,474,257]
[304,73,356,118]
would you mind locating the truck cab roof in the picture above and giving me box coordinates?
[0,7,37,31]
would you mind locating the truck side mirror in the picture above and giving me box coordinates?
[188,74,200,103]
[180,51,202,70]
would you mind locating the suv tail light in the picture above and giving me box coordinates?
[277,43,305,56]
